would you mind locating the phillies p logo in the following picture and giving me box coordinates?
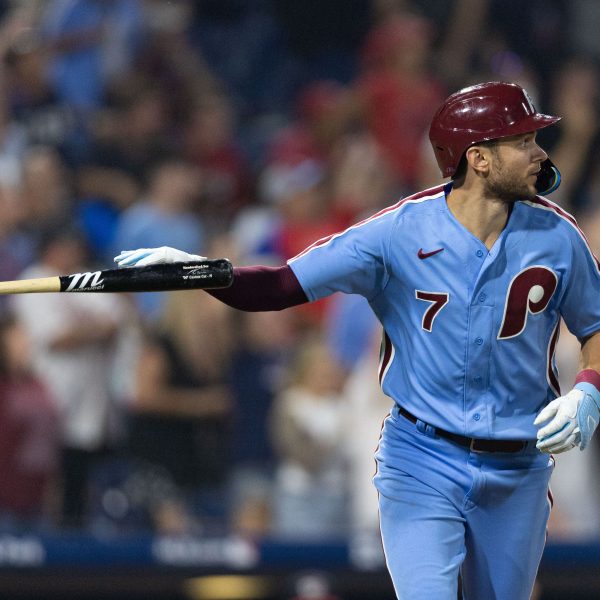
[498,266,558,339]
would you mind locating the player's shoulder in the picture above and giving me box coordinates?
[519,195,580,232]
[336,184,446,233]
[401,183,447,207]
[380,184,447,221]
[291,184,447,262]
[518,195,597,257]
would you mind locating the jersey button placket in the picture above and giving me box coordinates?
[475,337,483,345]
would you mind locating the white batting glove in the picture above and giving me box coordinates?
[534,389,582,454]
[534,381,600,454]
[114,246,206,268]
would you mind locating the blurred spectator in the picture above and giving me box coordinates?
[38,0,106,109]
[259,159,347,261]
[267,79,351,170]
[230,79,353,263]
[37,0,144,110]
[228,309,299,537]
[82,82,173,186]
[419,0,490,90]
[127,289,234,533]
[347,11,446,192]
[110,157,205,320]
[328,131,396,223]
[20,145,73,237]
[100,0,144,83]
[542,58,600,215]
[269,335,349,539]
[137,0,220,119]
[3,24,90,165]
[0,182,34,298]
[40,0,105,110]
[182,91,252,229]
[11,227,131,529]
[0,316,60,531]
[256,159,349,326]
[342,334,393,535]
[75,83,173,258]
[0,8,29,190]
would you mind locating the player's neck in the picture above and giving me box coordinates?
[446,187,511,250]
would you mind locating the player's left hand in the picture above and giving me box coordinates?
[114,246,206,268]
[534,383,600,453]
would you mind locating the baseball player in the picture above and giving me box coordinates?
[115,82,600,600]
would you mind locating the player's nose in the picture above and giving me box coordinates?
[533,143,548,163]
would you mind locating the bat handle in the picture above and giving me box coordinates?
[0,277,61,295]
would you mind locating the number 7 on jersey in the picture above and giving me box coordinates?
[415,290,450,332]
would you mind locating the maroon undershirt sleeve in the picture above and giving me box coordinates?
[207,264,308,311]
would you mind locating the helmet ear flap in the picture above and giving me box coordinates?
[535,158,561,195]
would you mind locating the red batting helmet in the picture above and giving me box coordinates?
[429,81,561,178]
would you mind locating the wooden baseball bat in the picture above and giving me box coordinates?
[0,260,233,295]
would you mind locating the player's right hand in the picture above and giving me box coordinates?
[114,246,207,268]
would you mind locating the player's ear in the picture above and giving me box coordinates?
[465,144,492,176]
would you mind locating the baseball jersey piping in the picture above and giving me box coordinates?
[378,330,394,386]
[546,320,561,397]
[522,196,600,274]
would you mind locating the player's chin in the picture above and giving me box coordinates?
[520,178,538,200]
[525,182,538,199]
[501,184,535,203]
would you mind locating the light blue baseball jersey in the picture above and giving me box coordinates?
[288,183,600,440]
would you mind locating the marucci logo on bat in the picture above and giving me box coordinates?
[65,271,105,291]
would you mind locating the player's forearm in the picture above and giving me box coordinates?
[579,330,600,374]
[207,265,308,311]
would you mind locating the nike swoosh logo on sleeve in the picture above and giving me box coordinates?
[418,247,444,259]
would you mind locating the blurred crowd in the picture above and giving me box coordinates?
[0,0,599,548]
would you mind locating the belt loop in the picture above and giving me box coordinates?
[416,419,437,438]
[470,439,483,453]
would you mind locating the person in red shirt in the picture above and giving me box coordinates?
[352,13,446,190]
[0,316,60,528]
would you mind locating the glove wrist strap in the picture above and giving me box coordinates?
[575,368,600,390]
[574,370,600,410]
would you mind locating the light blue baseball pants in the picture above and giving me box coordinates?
[374,405,554,600]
